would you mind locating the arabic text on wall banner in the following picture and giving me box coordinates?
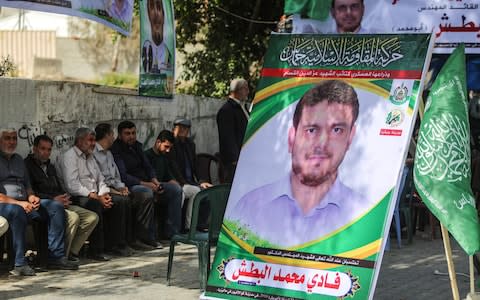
[204,34,434,300]
[291,0,480,54]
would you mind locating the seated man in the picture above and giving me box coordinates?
[144,130,183,239]
[24,135,99,263]
[0,128,77,276]
[93,123,152,251]
[110,121,160,247]
[0,216,8,237]
[112,121,174,247]
[168,118,212,230]
[58,127,128,261]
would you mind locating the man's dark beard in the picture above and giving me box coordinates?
[292,163,332,187]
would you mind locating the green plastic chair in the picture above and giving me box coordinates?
[166,183,231,290]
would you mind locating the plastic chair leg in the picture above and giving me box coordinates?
[206,245,211,278]
[197,242,209,291]
[166,241,176,286]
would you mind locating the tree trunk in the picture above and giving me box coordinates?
[111,37,121,72]
[248,0,262,35]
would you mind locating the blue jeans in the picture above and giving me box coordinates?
[40,199,66,261]
[0,199,65,266]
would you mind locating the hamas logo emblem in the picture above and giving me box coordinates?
[390,83,409,105]
[386,109,404,127]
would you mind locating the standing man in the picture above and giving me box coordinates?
[228,80,370,247]
[217,78,250,183]
[144,130,183,239]
[58,127,127,260]
[0,128,77,275]
[25,135,99,263]
[168,118,212,230]
[110,121,161,248]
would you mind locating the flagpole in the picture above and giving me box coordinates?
[470,255,475,295]
[441,224,460,300]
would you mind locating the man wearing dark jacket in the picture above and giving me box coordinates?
[24,135,98,263]
[168,118,212,230]
[110,121,160,247]
[143,130,182,238]
[0,129,76,275]
[216,78,250,183]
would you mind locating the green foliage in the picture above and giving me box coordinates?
[0,55,17,77]
[95,72,139,88]
[174,0,284,98]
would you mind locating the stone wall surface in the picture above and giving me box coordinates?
[0,78,224,159]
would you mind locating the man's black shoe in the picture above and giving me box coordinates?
[129,240,155,251]
[106,246,133,257]
[47,257,79,270]
[87,253,111,261]
[141,239,163,249]
[68,254,81,264]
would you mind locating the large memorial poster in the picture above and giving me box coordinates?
[139,0,175,98]
[205,34,434,299]
[0,0,134,35]
[289,0,480,53]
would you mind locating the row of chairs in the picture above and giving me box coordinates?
[0,151,229,285]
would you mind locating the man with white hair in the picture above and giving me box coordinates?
[216,78,250,183]
[0,128,77,276]
[58,127,128,261]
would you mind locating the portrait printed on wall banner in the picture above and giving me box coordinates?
[139,0,175,98]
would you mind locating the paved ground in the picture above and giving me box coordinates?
[0,232,477,299]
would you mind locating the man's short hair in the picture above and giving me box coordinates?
[293,80,359,129]
[33,134,53,147]
[74,127,95,145]
[331,0,364,8]
[229,78,248,93]
[156,130,174,143]
[117,120,136,134]
[95,123,113,141]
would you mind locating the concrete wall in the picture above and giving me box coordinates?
[0,78,224,159]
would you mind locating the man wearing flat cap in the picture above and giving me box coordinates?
[167,118,212,230]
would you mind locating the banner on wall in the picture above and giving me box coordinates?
[139,0,175,99]
[288,0,480,53]
[205,33,434,299]
[0,0,134,35]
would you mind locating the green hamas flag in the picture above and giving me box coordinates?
[414,44,480,255]
[284,0,332,20]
